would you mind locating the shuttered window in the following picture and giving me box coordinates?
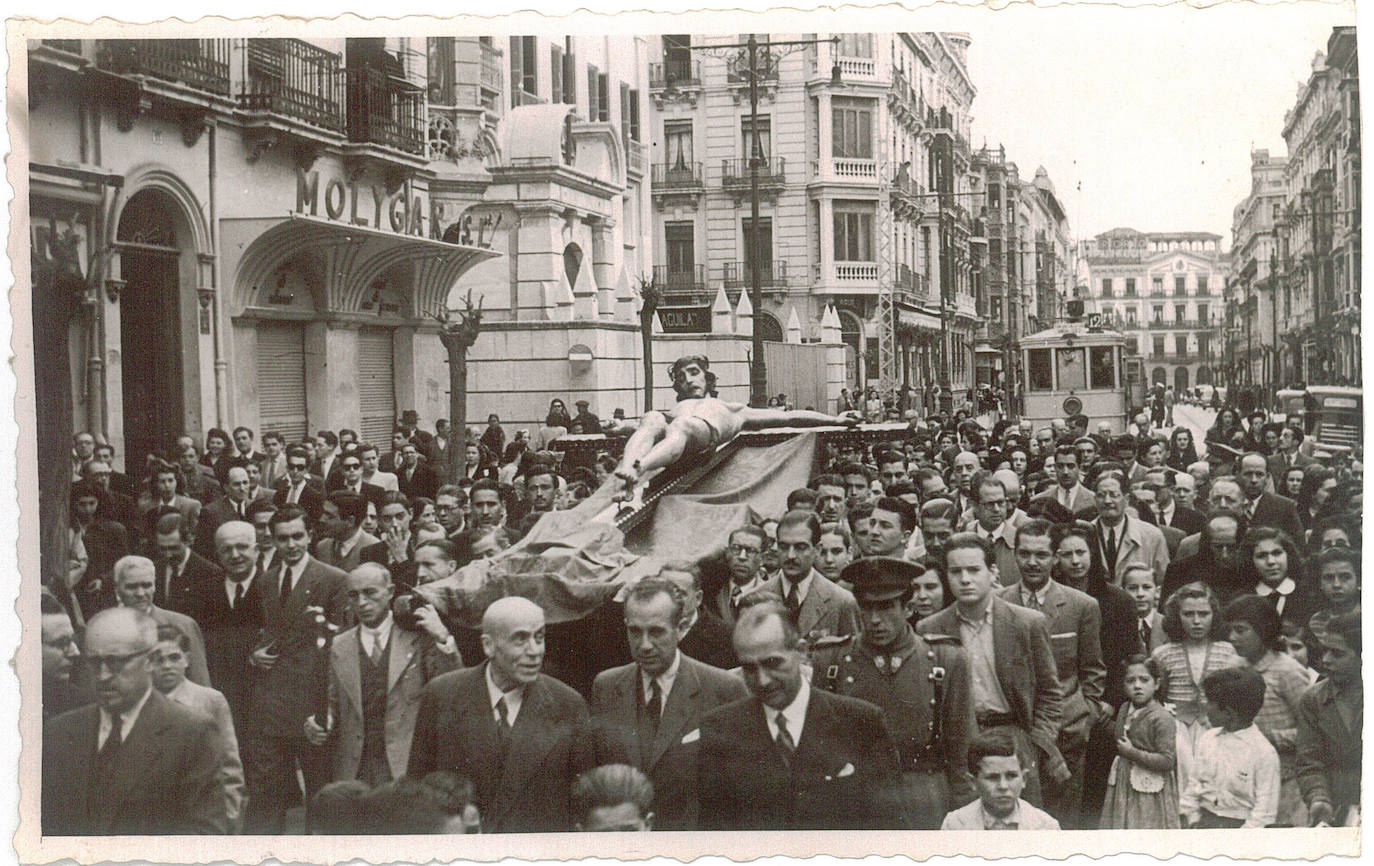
[257,323,307,442]
[357,327,396,447]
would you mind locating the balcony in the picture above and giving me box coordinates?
[721,156,786,201]
[95,39,232,96]
[835,56,877,78]
[345,67,425,156]
[815,261,880,293]
[811,156,878,186]
[722,260,789,289]
[479,41,503,95]
[653,265,710,305]
[41,39,84,55]
[1148,319,1211,330]
[238,38,344,133]
[650,60,703,108]
[512,89,547,107]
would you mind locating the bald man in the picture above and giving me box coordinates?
[43,607,228,834]
[197,521,266,728]
[407,596,595,832]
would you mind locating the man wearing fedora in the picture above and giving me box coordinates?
[812,558,976,829]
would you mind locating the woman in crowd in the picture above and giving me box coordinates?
[1281,465,1306,500]
[1308,515,1358,558]
[535,399,573,450]
[1296,465,1337,534]
[1237,527,1323,631]
[1166,427,1199,473]
[1204,408,1242,448]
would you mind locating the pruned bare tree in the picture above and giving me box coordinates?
[435,289,484,483]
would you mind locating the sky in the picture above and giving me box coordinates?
[963,1,1356,246]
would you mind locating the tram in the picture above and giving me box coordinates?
[1020,322,1133,433]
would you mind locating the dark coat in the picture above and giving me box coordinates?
[679,610,739,671]
[589,655,748,830]
[193,574,265,727]
[155,550,223,618]
[193,496,251,558]
[1168,504,1207,537]
[396,462,440,502]
[1247,492,1305,543]
[324,479,386,510]
[42,689,228,835]
[406,664,595,832]
[697,686,909,830]
[248,556,352,738]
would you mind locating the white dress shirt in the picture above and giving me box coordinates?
[98,685,155,749]
[762,675,811,745]
[779,570,815,607]
[640,650,681,707]
[225,573,256,608]
[359,613,394,660]
[485,662,526,726]
[279,553,310,597]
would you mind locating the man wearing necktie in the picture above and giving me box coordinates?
[589,577,748,830]
[42,607,228,834]
[747,511,860,660]
[1091,473,1169,587]
[407,596,594,832]
[711,527,768,627]
[1237,453,1305,542]
[304,563,460,787]
[193,464,256,559]
[697,598,909,830]
[273,446,323,523]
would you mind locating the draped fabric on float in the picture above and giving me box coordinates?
[416,432,821,626]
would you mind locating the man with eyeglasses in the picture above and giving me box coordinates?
[328,451,385,510]
[271,445,324,523]
[1145,468,1205,536]
[711,526,769,626]
[1091,472,1169,587]
[967,475,1020,587]
[41,590,87,720]
[112,555,211,687]
[43,606,229,835]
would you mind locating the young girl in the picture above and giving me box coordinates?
[1150,582,1242,799]
[1103,655,1179,829]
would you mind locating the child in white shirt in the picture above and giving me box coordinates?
[1180,666,1281,828]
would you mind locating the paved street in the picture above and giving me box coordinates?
[1157,402,1217,457]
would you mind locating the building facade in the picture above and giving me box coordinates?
[1270,27,1361,386]
[645,32,980,403]
[970,147,1072,405]
[1225,149,1288,390]
[1077,228,1226,393]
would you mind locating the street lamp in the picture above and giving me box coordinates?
[665,34,841,407]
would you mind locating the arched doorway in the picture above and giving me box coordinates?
[1174,366,1190,392]
[117,188,193,468]
[1197,366,1213,385]
[755,312,783,343]
[1151,366,1167,386]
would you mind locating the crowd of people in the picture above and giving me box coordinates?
[41,396,1362,835]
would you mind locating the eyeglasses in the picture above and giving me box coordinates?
[81,647,151,674]
[288,463,308,471]
[342,463,362,470]
[728,545,763,557]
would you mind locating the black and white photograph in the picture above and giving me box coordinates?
[7,0,1364,861]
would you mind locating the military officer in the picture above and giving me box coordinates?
[811,558,976,829]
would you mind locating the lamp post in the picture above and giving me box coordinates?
[668,34,842,407]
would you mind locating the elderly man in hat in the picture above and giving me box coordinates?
[571,400,601,437]
[612,355,856,496]
[811,558,975,828]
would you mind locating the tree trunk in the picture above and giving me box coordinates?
[447,348,467,484]
[640,311,654,414]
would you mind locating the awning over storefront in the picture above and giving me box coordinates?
[224,213,501,317]
[896,306,942,330]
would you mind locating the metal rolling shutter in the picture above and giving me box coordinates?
[257,323,307,442]
[357,327,395,447]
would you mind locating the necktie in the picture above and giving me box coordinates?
[495,696,512,741]
[1103,527,1118,572]
[237,500,245,518]
[784,582,800,619]
[646,679,662,729]
[774,714,796,765]
[1024,592,1041,613]
[369,633,385,666]
[233,582,245,610]
[280,564,293,600]
[98,712,123,765]
[1139,618,1151,651]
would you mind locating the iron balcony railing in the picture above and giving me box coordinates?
[721,156,786,187]
[650,60,701,89]
[653,264,707,296]
[651,161,703,189]
[96,39,232,96]
[239,38,345,131]
[722,260,789,288]
[346,67,426,155]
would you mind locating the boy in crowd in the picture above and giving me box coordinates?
[1180,667,1280,828]
[941,729,1060,830]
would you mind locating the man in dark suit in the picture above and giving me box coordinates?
[273,445,324,522]
[176,442,224,506]
[42,606,228,835]
[997,520,1107,828]
[747,510,861,654]
[230,426,266,470]
[1141,468,1206,536]
[589,577,748,830]
[241,504,352,835]
[407,596,596,832]
[917,533,1066,808]
[327,452,386,509]
[194,464,256,559]
[1238,452,1305,541]
[150,511,221,617]
[304,563,461,785]
[1161,509,1249,605]
[1268,426,1318,489]
[697,598,909,830]
[662,566,738,671]
[200,520,265,731]
[84,459,139,538]
[398,410,441,466]
[396,441,439,502]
